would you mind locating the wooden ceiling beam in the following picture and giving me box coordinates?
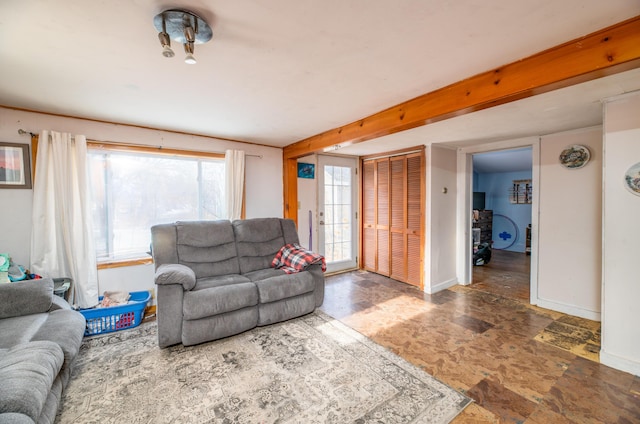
[283,15,640,160]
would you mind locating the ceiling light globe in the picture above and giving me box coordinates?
[162,45,175,58]
[184,53,197,65]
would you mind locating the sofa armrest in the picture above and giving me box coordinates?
[48,294,73,311]
[154,264,197,291]
[0,279,53,319]
[305,263,325,307]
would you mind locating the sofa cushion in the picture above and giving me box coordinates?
[0,412,35,423]
[0,314,48,349]
[0,341,64,423]
[243,268,286,282]
[193,274,251,291]
[31,310,86,374]
[183,282,258,320]
[280,218,301,246]
[176,220,240,278]
[233,218,286,274]
[254,271,315,304]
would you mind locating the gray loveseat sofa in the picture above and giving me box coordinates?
[151,217,325,348]
[0,278,86,424]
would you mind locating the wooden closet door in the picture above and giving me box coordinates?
[376,158,390,276]
[361,150,423,288]
[390,156,407,281]
[406,153,423,286]
[362,160,376,271]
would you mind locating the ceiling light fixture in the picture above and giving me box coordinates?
[153,9,212,64]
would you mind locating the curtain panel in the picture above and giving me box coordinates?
[224,149,245,220]
[30,131,99,309]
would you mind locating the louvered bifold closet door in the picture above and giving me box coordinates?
[376,158,390,276]
[361,150,423,288]
[362,160,376,271]
[406,153,423,286]
[390,156,407,281]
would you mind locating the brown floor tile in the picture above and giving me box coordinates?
[556,315,601,333]
[526,406,579,423]
[534,317,601,362]
[451,402,498,423]
[428,289,461,305]
[563,356,636,394]
[631,377,640,397]
[542,370,640,424]
[466,376,538,422]
[453,314,495,334]
[471,250,531,302]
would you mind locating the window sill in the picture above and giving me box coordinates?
[97,257,153,270]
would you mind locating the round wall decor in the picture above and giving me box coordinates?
[624,162,640,196]
[559,144,590,169]
[491,214,519,250]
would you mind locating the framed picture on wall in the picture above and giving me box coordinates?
[0,142,32,189]
[297,162,315,179]
[624,162,640,196]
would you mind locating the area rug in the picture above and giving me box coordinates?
[57,310,471,423]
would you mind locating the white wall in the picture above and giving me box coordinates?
[601,91,640,376]
[425,144,458,293]
[537,127,602,320]
[0,107,283,299]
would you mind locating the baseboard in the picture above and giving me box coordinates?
[600,349,640,376]
[535,298,600,321]
[425,278,458,294]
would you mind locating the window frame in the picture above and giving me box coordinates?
[86,142,227,269]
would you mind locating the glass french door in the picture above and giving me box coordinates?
[317,155,358,273]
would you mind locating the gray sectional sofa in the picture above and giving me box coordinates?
[151,217,325,348]
[0,278,86,424]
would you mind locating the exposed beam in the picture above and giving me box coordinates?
[282,16,640,221]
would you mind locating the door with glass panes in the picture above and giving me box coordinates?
[317,155,358,273]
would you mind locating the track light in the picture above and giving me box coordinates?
[183,25,196,64]
[153,9,212,64]
[158,33,175,58]
[157,13,175,58]
[184,44,196,64]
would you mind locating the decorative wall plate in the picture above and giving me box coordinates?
[559,144,591,169]
[624,162,640,196]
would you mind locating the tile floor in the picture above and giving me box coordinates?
[320,252,640,423]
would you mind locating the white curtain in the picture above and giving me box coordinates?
[224,149,245,221]
[30,131,99,309]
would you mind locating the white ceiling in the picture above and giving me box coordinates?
[0,1,639,153]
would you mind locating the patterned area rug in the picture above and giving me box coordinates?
[57,310,471,423]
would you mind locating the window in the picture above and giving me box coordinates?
[88,147,225,262]
[322,165,352,263]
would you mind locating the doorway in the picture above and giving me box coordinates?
[317,155,358,273]
[469,146,534,302]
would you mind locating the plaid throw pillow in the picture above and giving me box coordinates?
[271,243,326,274]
